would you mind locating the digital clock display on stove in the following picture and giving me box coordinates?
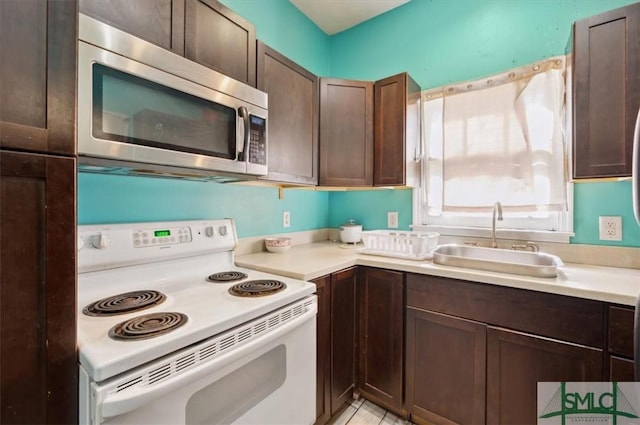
[154,230,171,237]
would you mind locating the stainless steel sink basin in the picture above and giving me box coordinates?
[432,244,564,278]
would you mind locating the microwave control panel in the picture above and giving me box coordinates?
[248,115,266,165]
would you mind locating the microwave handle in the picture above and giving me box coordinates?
[237,106,250,161]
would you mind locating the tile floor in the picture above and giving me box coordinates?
[328,398,413,425]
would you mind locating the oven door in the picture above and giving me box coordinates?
[78,40,267,176]
[80,297,316,425]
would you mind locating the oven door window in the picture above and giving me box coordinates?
[92,63,236,159]
[186,345,286,425]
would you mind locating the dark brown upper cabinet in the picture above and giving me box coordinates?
[573,2,640,178]
[374,72,421,187]
[0,0,77,156]
[185,0,256,86]
[79,0,186,55]
[257,42,318,185]
[319,78,374,186]
[80,0,256,86]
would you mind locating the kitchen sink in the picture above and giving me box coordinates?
[432,244,564,278]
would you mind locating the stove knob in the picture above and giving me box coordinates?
[92,233,111,250]
[218,225,228,236]
[205,226,215,237]
[78,236,85,251]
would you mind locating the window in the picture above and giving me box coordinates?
[414,56,573,243]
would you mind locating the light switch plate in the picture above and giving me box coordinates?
[283,211,291,228]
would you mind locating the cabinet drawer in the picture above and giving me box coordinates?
[406,274,604,347]
[609,306,634,357]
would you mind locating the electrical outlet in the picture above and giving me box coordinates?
[598,216,622,241]
[283,211,290,228]
[388,211,399,229]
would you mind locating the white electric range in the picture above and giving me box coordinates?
[77,219,317,425]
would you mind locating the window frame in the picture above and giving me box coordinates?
[413,56,574,244]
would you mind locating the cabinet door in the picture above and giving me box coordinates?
[257,42,318,185]
[79,0,185,55]
[185,0,256,86]
[608,305,635,381]
[312,275,331,425]
[357,268,404,414]
[573,2,640,178]
[374,73,420,187]
[486,326,603,424]
[405,308,486,425]
[0,0,76,156]
[330,267,357,414]
[0,151,77,424]
[319,79,373,186]
[610,355,635,381]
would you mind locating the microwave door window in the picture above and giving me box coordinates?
[92,64,236,159]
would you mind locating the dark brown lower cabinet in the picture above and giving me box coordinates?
[405,308,486,425]
[0,151,77,424]
[357,267,405,415]
[313,267,357,425]
[313,274,331,425]
[486,327,603,424]
[607,305,635,381]
[610,356,635,381]
[330,267,357,414]
[405,273,608,425]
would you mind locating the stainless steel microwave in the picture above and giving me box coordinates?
[77,14,268,181]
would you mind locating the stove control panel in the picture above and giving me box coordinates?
[78,219,238,273]
[132,226,192,248]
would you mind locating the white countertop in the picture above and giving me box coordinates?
[236,241,640,306]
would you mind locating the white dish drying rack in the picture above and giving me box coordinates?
[358,230,439,260]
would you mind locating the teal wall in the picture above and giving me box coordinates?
[219,0,330,76]
[79,0,640,247]
[78,174,329,238]
[572,181,640,246]
[328,189,413,231]
[327,0,640,247]
[329,0,638,88]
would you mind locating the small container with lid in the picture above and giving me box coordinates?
[339,220,362,243]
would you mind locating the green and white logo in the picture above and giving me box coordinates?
[538,382,640,425]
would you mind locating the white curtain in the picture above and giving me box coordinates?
[424,56,568,215]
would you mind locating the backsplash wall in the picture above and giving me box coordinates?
[78,174,329,238]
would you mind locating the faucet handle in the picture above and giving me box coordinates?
[526,242,539,252]
[511,242,539,252]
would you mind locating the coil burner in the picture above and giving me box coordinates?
[207,271,248,283]
[83,290,166,316]
[228,280,286,297]
[108,312,188,340]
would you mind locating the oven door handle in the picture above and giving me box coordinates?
[97,304,316,422]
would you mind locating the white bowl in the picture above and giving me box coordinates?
[265,237,291,253]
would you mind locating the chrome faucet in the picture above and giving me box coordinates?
[491,201,503,248]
